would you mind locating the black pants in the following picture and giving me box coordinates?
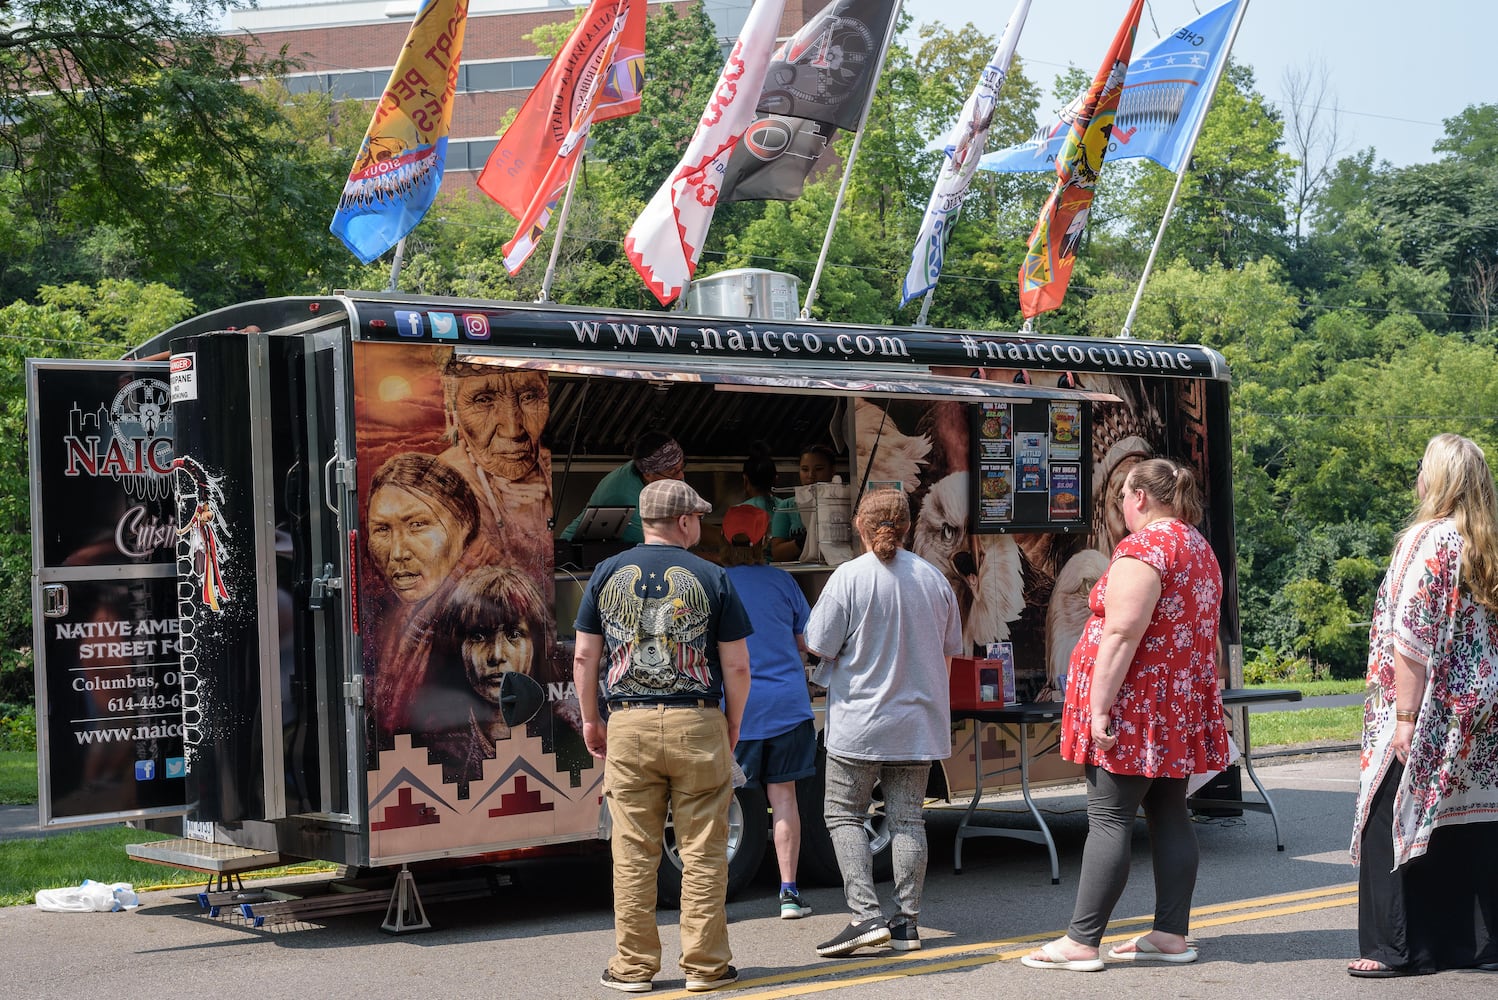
[1066,764,1198,948]
[1358,760,1498,972]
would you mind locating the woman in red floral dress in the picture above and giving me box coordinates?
[1023,458,1230,972]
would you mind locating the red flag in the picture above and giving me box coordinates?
[1018,0,1144,319]
[477,0,645,273]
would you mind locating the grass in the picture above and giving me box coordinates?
[1248,704,1363,748]
[0,751,37,805]
[1246,679,1365,697]
[1,750,333,907]
[0,825,335,907]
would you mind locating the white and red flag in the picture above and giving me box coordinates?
[623,0,788,305]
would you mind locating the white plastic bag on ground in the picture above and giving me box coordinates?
[35,879,140,912]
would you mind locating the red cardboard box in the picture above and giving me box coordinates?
[950,656,1013,710]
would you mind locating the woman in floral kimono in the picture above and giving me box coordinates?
[1349,433,1498,977]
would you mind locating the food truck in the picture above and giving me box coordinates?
[27,288,1240,925]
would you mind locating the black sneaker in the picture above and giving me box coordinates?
[779,888,812,919]
[888,918,921,952]
[816,917,892,957]
[599,969,652,993]
[684,965,738,992]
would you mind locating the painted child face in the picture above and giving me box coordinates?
[462,618,535,706]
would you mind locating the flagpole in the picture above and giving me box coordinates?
[387,237,407,291]
[537,154,585,304]
[915,287,935,326]
[1120,0,1250,339]
[800,0,905,320]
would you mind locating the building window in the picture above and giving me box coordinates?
[283,57,549,100]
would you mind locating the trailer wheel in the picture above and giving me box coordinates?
[656,784,768,909]
[795,744,893,886]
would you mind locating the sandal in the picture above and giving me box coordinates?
[1347,959,1406,978]
[1020,940,1105,973]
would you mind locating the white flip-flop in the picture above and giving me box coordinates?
[1020,941,1106,972]
[1106,936,1198,963]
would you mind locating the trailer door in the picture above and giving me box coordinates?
[266,329,358,823]
[169,329,358,830]
[26,360,186,829]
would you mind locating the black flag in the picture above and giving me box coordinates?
[717,0,897,203]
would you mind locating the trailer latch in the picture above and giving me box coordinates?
[309,563,342,610]
[41,583,69,618]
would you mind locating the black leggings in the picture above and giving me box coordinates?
[1067,764,1198,948]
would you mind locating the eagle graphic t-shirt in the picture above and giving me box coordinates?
[575,543,753,704]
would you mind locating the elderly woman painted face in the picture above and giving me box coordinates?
[366,453,479,604]
[446,368,550,482]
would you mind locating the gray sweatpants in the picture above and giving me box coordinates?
[823,754,931,926]
[1066,763,1198,948]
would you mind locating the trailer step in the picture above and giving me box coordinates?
[127,838,282,874]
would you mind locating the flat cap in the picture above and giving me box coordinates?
[638,479,712,520]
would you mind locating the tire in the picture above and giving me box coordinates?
[656,784,769,909]
[795,744,894,887]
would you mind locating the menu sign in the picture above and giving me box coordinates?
[972,400,1090,534]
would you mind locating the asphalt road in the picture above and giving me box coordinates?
[3,749,1494,999]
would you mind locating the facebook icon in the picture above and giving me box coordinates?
[134,760,156,781]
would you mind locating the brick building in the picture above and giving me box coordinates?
[228,0,821,190]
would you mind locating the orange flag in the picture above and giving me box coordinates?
[1018,0,1144,319]
[476,0,645,273]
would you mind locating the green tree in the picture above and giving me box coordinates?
[0,281,196,698]
[1111,64,1293,269]
[0,2,358,308]
[585,2,724,205]
[1433,103,1498,166]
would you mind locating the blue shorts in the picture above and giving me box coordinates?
[734,718,817,788]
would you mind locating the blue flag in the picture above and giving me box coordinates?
[330,0,467,265]
[980,0,1241,176]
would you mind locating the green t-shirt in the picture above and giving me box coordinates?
[770,495,803,540]
[559,462,646,542]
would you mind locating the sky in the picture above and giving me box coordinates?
[911,0,1491,168]
[217,0,1486,168]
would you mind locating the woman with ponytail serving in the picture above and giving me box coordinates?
[1023,459,1230,972]
[804,489,963,959]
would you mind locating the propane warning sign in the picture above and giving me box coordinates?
[170,353,197,402]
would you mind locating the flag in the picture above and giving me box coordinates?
[624,0,788,305]
[980,0,1241,176]
[1018,0,1145,319]
[330,0,468,265]
[717,0,898,204]
[900,0,1032,307]
[477,0,646,274]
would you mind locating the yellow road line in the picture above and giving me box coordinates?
[646,883,1359,999]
